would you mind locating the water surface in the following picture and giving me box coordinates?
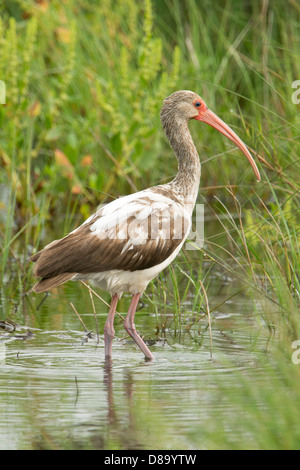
[0,279,268,450]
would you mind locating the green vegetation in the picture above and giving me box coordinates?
[0,0,299,450]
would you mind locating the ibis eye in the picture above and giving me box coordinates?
[195,101,201,108]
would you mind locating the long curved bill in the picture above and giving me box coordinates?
[196,108,261,182]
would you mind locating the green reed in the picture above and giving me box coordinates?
[0,0,299,450]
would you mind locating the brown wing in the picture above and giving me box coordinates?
[31,195,191,281]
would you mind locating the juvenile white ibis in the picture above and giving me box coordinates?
[31,90,260,362]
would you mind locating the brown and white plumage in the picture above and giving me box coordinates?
[31,188,191,295]
[31,90,260,362]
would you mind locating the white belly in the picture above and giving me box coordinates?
[73,238,185,296]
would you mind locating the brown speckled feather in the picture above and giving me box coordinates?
[31,188,191,292]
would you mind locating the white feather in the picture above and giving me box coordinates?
[87,189,186,238]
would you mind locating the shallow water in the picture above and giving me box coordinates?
[0,278,268,450]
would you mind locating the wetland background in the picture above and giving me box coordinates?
[0,0,299,450]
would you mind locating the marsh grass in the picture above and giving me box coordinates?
[0,0,300,450]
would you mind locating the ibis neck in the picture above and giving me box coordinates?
[164,119,201,208]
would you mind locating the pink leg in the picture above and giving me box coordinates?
[104,294,119,360]
[124,293,154,361]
